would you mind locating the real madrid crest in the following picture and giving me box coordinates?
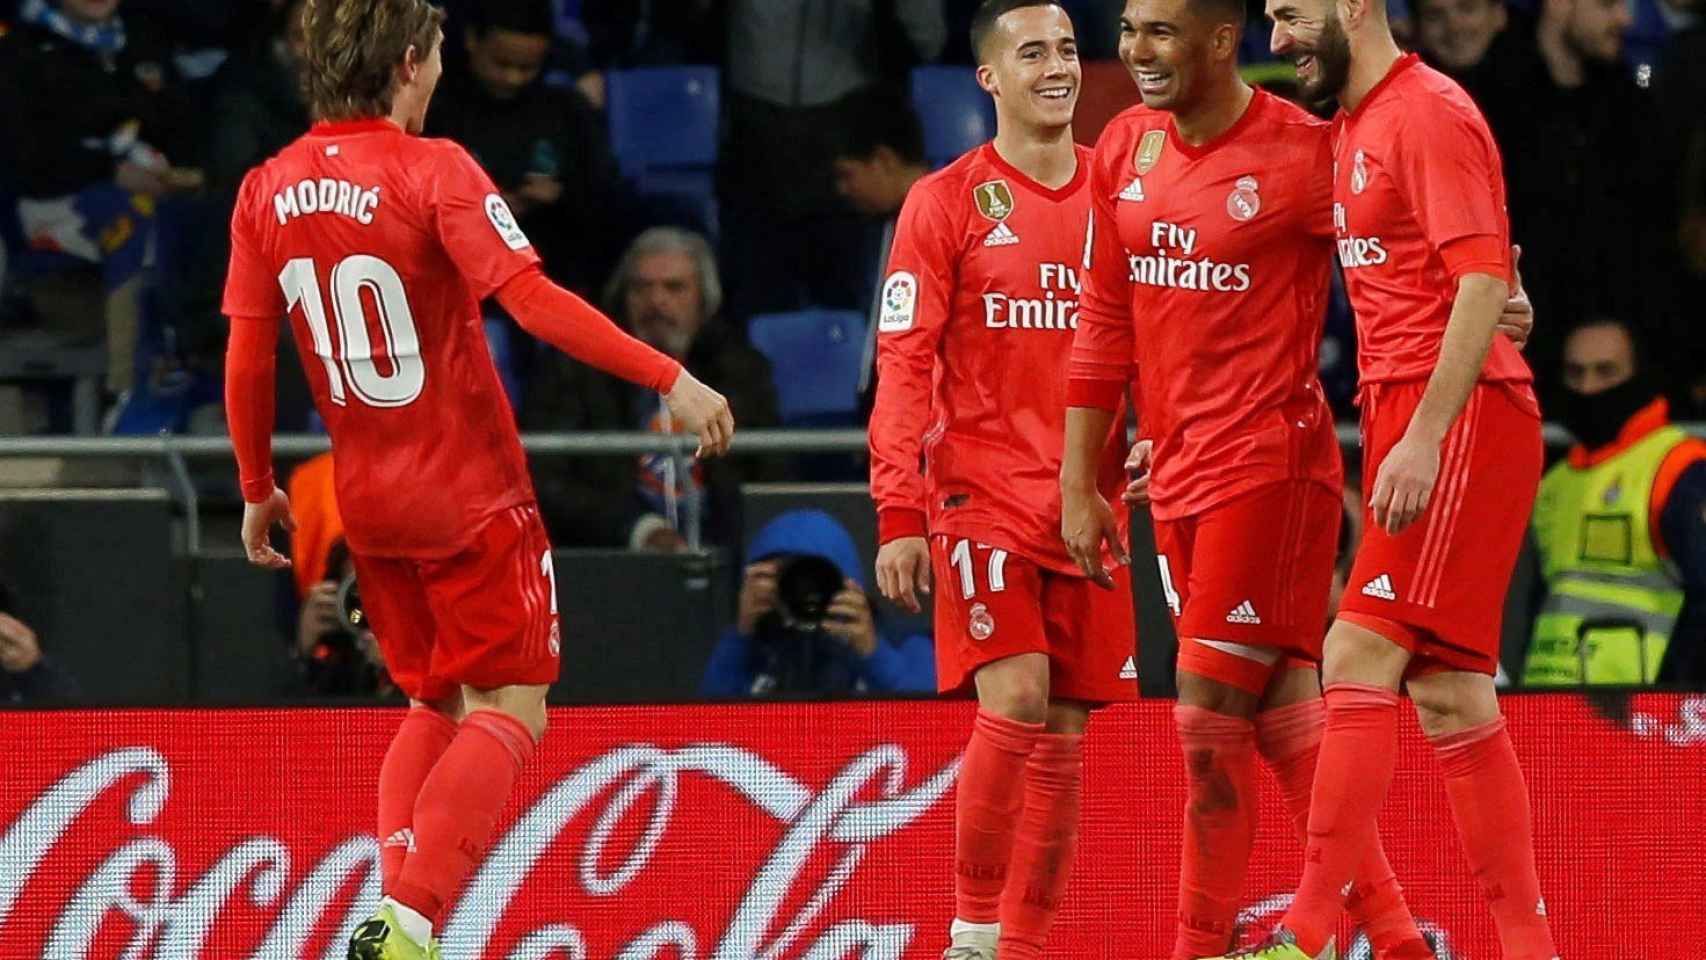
[1135,129,1165,175]
[1351,149,1369,195]
[968,602,996,641]
[1226,175,1260,222]
[974,180,1015,221]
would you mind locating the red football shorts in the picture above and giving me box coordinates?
[1339,380,1542,676]
[1152,480,1340,695]
[351,503,562,702]
[929,533,1137,703]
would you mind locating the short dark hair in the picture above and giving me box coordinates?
[467,0,553,37]
[1189,0,1248,28]
[833,90,926,166]
[1565,316,1645,371]
[969,0,1063,63]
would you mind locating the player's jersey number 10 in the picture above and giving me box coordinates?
[279,254,425,408]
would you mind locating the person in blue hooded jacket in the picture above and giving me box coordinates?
[701,509,935,697]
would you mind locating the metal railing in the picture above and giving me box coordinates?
[1,424,1701,554]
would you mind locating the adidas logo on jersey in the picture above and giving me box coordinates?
[1119,176,1146,202]
[383,828,416,852]
[983,221,1020,246]
[1119,656,1137,680]
[1226,600,1261,625]
[1361,574,1398,601]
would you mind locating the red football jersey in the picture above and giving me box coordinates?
[1332,54,1530,385]
[223,118,538,558]
[869,143,1127,575]
[1070,91,1342,522]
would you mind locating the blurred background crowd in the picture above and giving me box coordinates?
[0,0,1701,703]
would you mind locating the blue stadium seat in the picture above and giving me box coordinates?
[604,67,720,235]
[748,309,867,425]
[605,67,720,179]
[910,66,996,168]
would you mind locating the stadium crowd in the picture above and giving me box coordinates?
[0,0,1701,699]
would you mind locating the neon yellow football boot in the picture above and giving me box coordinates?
[345,903,431,960]
[1205,927,1337,960]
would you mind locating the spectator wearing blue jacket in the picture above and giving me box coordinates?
[701,509,934,697]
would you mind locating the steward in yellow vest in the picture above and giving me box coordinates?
[1527,397,1706,685]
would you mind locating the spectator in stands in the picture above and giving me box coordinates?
[1414,0,1512,79]
[427,0,631,298]
[0,580,79,702]
[1659,6,1706,414]
[1524,318,1706,687]
[167,0,314,413]
[569,0,724,109]
[719,0,947,322]
[827,89,930,415]
[701,509,934,697]
[0,0,202,408]
[1453,0,1679,409]
[523,227,781,552]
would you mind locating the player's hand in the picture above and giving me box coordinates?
[737,559,781,636]
[296,580,342,655]
[1121,439,1154,506]
[664,369,734,458]
[518,173,563,208]
[241,487,296,570]
[875,537,931,614]
[115,161,168,197]
[1495,245,1532,351]
[1061,485,1129,589]
[823,581,878,658]
[1369,430,1440,535]
[0,612,43,674]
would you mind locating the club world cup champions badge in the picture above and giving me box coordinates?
[1134,129,1165,174]
[973,179,1015,221]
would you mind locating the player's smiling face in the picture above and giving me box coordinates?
[1267,0,1352,103]
[977,5,1081,131]
[1119,0,1226,113]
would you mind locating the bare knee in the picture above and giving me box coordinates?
[1321,619,1410,689]
[1407,672,1499,739]
[1045,699,1091,734]
[411,690,465,723]
[462,683,550,742]
[1176,668,1261,718]
[974,654,1050,725]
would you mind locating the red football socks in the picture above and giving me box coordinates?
[954,709,1043,924]
[1257,699,1425,957]
[376,707,458,893]
[1432,718,1557,960]
[391,710,535,925]
[1280,683,1401,955]
[998,732,1083,960]
[1171,705,1258,960]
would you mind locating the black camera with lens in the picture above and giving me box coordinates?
[337,570,367,634]
[773,554,845,631]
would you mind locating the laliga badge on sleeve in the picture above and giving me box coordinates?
[878,271,918,332]
[1135,129,1165,174]
[484,193,531,250]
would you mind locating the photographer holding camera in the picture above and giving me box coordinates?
[701,509,934,697]
[293,540,398,699]
[286,453,396,699]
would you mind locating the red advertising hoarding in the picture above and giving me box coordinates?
[3,696,1703,959]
